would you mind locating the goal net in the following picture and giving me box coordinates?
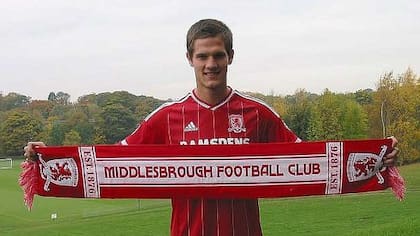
[0,158,13,169]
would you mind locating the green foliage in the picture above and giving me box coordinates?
[354,88,374,105]
[48,91,71,105]
[1,68,418,163]
[369,68,420,164]
[0,91,164,146]
[28,100,55,119]
[48,120,66,145]
[135,95,166,121]
[63,129,82,145]
[92,91,164,143]
[284,89,315,140]
[48,91,56,101]
[74,122,95,144]
[93,126,107,144]
[306,105,323,140]
[0,92,31,111]
[0,110,43,156]
[100,103,138,143]
[284,89,368,141]
[96,91,139,112]
[341,99,368,139]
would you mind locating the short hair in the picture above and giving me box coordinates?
[186,19,233,57]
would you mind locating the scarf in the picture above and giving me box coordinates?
[20,139,405,210]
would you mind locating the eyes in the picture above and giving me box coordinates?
[195,52,227,61]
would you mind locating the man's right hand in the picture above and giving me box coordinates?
[23,141,46,161]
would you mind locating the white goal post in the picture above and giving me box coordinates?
[0,158,13,169]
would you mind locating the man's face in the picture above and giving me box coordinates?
[187,36,233,93]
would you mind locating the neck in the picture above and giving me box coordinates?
[195,86,231,106]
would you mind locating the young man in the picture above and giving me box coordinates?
[120,19,300,236]
[25,19,400,236]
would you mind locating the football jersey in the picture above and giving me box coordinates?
[121,88,299,236]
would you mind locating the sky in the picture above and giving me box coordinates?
[1,0,419,101]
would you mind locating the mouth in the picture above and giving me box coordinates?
[204,71,220,78]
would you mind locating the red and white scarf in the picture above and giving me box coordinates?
[20,139,405,210]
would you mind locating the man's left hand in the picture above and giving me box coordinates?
[383,136,399,167]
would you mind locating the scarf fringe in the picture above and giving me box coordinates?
[388,166,406,201]
[19,160,38,211]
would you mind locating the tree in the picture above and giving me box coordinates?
[28,100,54,119]
[370,68,420,164]
[284,89,314,140]
[56,92,71,105]
[341,100,368,139]
[48,91,71,105]
[0,92,31,111]
[100,103,138,143]
[135,95,165,121]
[93,127,107,144]
[63,130,82,145]
[354,89,373,105]
[96,91,138,112]
[312,89,344,140]
[48,92,56,102]
[306,105,322,140]
[0,110,42,156]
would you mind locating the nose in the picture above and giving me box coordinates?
[205,56,218,70]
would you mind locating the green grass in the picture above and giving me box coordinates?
[1,159,419,235]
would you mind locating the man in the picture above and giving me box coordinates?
[25,19,399,236]
[120,19,300,236]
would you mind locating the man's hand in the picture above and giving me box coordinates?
[23,141,46,161]
[383,136,399,167]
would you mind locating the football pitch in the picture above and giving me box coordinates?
[1,160,419,236]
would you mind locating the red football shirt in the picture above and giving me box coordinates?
[121,88,299,236]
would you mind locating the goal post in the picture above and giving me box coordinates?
[0,158,13,169]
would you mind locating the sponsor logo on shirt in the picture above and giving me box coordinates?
[184,121,198,132]
[180,137,250,145]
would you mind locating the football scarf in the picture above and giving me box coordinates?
[20,139,405,210]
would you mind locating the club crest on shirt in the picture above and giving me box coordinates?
[228,114,246,133]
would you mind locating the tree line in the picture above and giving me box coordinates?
[1,68,419,164]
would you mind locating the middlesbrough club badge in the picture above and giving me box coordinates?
[228,114,246,133]
[347,145,387,183]
[39,155,78,191]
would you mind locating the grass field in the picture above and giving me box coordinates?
[1,159,419,236]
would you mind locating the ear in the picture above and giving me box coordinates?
[228,49,234,65]
[186,52,193,66]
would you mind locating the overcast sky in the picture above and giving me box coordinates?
[2,0,419,101]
